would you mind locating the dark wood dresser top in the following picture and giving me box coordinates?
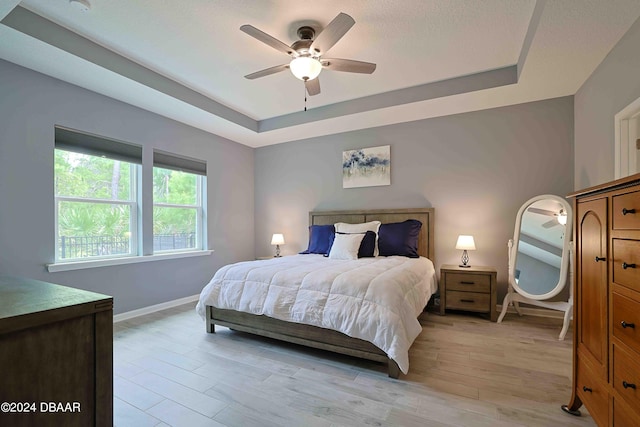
[0,275,113,334]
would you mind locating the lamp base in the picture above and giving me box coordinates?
[459,264,471,268]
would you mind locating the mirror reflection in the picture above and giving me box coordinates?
[498,194,573,340]
[515,199,568,297]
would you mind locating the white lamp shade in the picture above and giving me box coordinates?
[289,57,322,81]
[271,233,285,246]
[455,235,476,250]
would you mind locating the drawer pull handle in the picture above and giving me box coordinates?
[460,299,475,303]
[622,381,636,389]
[622,262,637,269]
[622,208,636,215]
[595,256,606,262]
[582,386,592,393]
[621,321,635,329]
[460,281,476,285]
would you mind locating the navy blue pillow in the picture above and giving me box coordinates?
[378,220,422,258]
[300,224,335,255]
[358,231,376,258]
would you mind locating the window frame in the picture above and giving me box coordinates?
[54,154,140,262]
[152,168,205,254]
[48,127,211,271]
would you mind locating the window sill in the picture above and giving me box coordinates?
[46,250,214,272]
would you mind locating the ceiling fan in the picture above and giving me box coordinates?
[528,207,568,228]
[240,12,376,96]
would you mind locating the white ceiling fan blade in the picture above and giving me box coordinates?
[305,78,320,96]
[528,207,556,216]
[244,64,289,80]
[542,219,559,228]
[240,25,295,57]
[310,12,355,55]
[322,58,376,74]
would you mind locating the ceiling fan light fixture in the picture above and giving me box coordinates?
[557,210,567,225]
[289,57,322,81]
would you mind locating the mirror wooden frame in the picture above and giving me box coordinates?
[497,194,574,340]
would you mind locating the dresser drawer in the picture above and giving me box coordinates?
[613,190,640,230]
[444,273,491,293]
[576,356,609,427]
[612,292,640,355]
[613,395,640,427]
[445,290,489,312]
[612,344,640,412]
[613,239,640,292]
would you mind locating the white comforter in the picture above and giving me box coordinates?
[196,254,437,374]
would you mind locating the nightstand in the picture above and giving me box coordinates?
[439,264,497,321]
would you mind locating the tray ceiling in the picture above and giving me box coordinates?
[1,0,639,147]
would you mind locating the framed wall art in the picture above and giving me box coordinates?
[342,145,390,188]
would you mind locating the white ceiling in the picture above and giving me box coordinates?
[1,0,639,147]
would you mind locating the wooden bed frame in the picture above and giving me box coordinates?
[204,208,435,378]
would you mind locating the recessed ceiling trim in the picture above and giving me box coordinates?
[258,65,518,133]
[0,0,20,21]
[2,6,258,132]
[517,0,546,79]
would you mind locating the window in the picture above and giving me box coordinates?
[153,151,206,253]
[53,127,207,266]
[153,168,204,252]
[54,127,141,261]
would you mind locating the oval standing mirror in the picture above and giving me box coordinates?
[497,195,574,340]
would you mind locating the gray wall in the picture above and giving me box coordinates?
[574,16,640,189]
[255,96,574,301]
[0,59,254,314]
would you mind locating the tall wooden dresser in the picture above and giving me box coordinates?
[0,275,113,426]
[564,173,640,426]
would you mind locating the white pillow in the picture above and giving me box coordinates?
[335,221,381,256]
[328,233,365,260]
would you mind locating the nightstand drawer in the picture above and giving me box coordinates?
[445,290,490,312]
[445,273,491,293]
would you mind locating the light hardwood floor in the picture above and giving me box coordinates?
[113,304,596,427]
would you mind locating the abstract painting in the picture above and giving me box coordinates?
[342,145,390,188]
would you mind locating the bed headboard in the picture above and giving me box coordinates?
[309,208,435,262]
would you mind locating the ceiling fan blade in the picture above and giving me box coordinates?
[244,64,289,80]
[305,78,320,96]
[310,12,355,55]
[528,207,556,216]
[542,219,559,228]
[322,58,376,74]
[240,24,295,57]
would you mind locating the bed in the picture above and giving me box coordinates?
[196,208,436,378]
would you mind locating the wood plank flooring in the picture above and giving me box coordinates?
[113,304,596,427]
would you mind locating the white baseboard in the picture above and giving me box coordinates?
[495,304,565,319]
[113,294,200,323]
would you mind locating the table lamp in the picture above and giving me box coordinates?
[271,233,285,257]
[456,235,476,268]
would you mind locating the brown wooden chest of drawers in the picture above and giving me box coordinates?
[565,173,640,426]
[439,264,497,321]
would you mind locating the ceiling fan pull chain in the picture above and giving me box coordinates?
[304,83,307,112]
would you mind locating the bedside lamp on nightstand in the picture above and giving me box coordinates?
[271,233,285,257]
[455,235,476,268]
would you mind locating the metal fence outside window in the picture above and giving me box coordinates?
[59,233,196,259]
